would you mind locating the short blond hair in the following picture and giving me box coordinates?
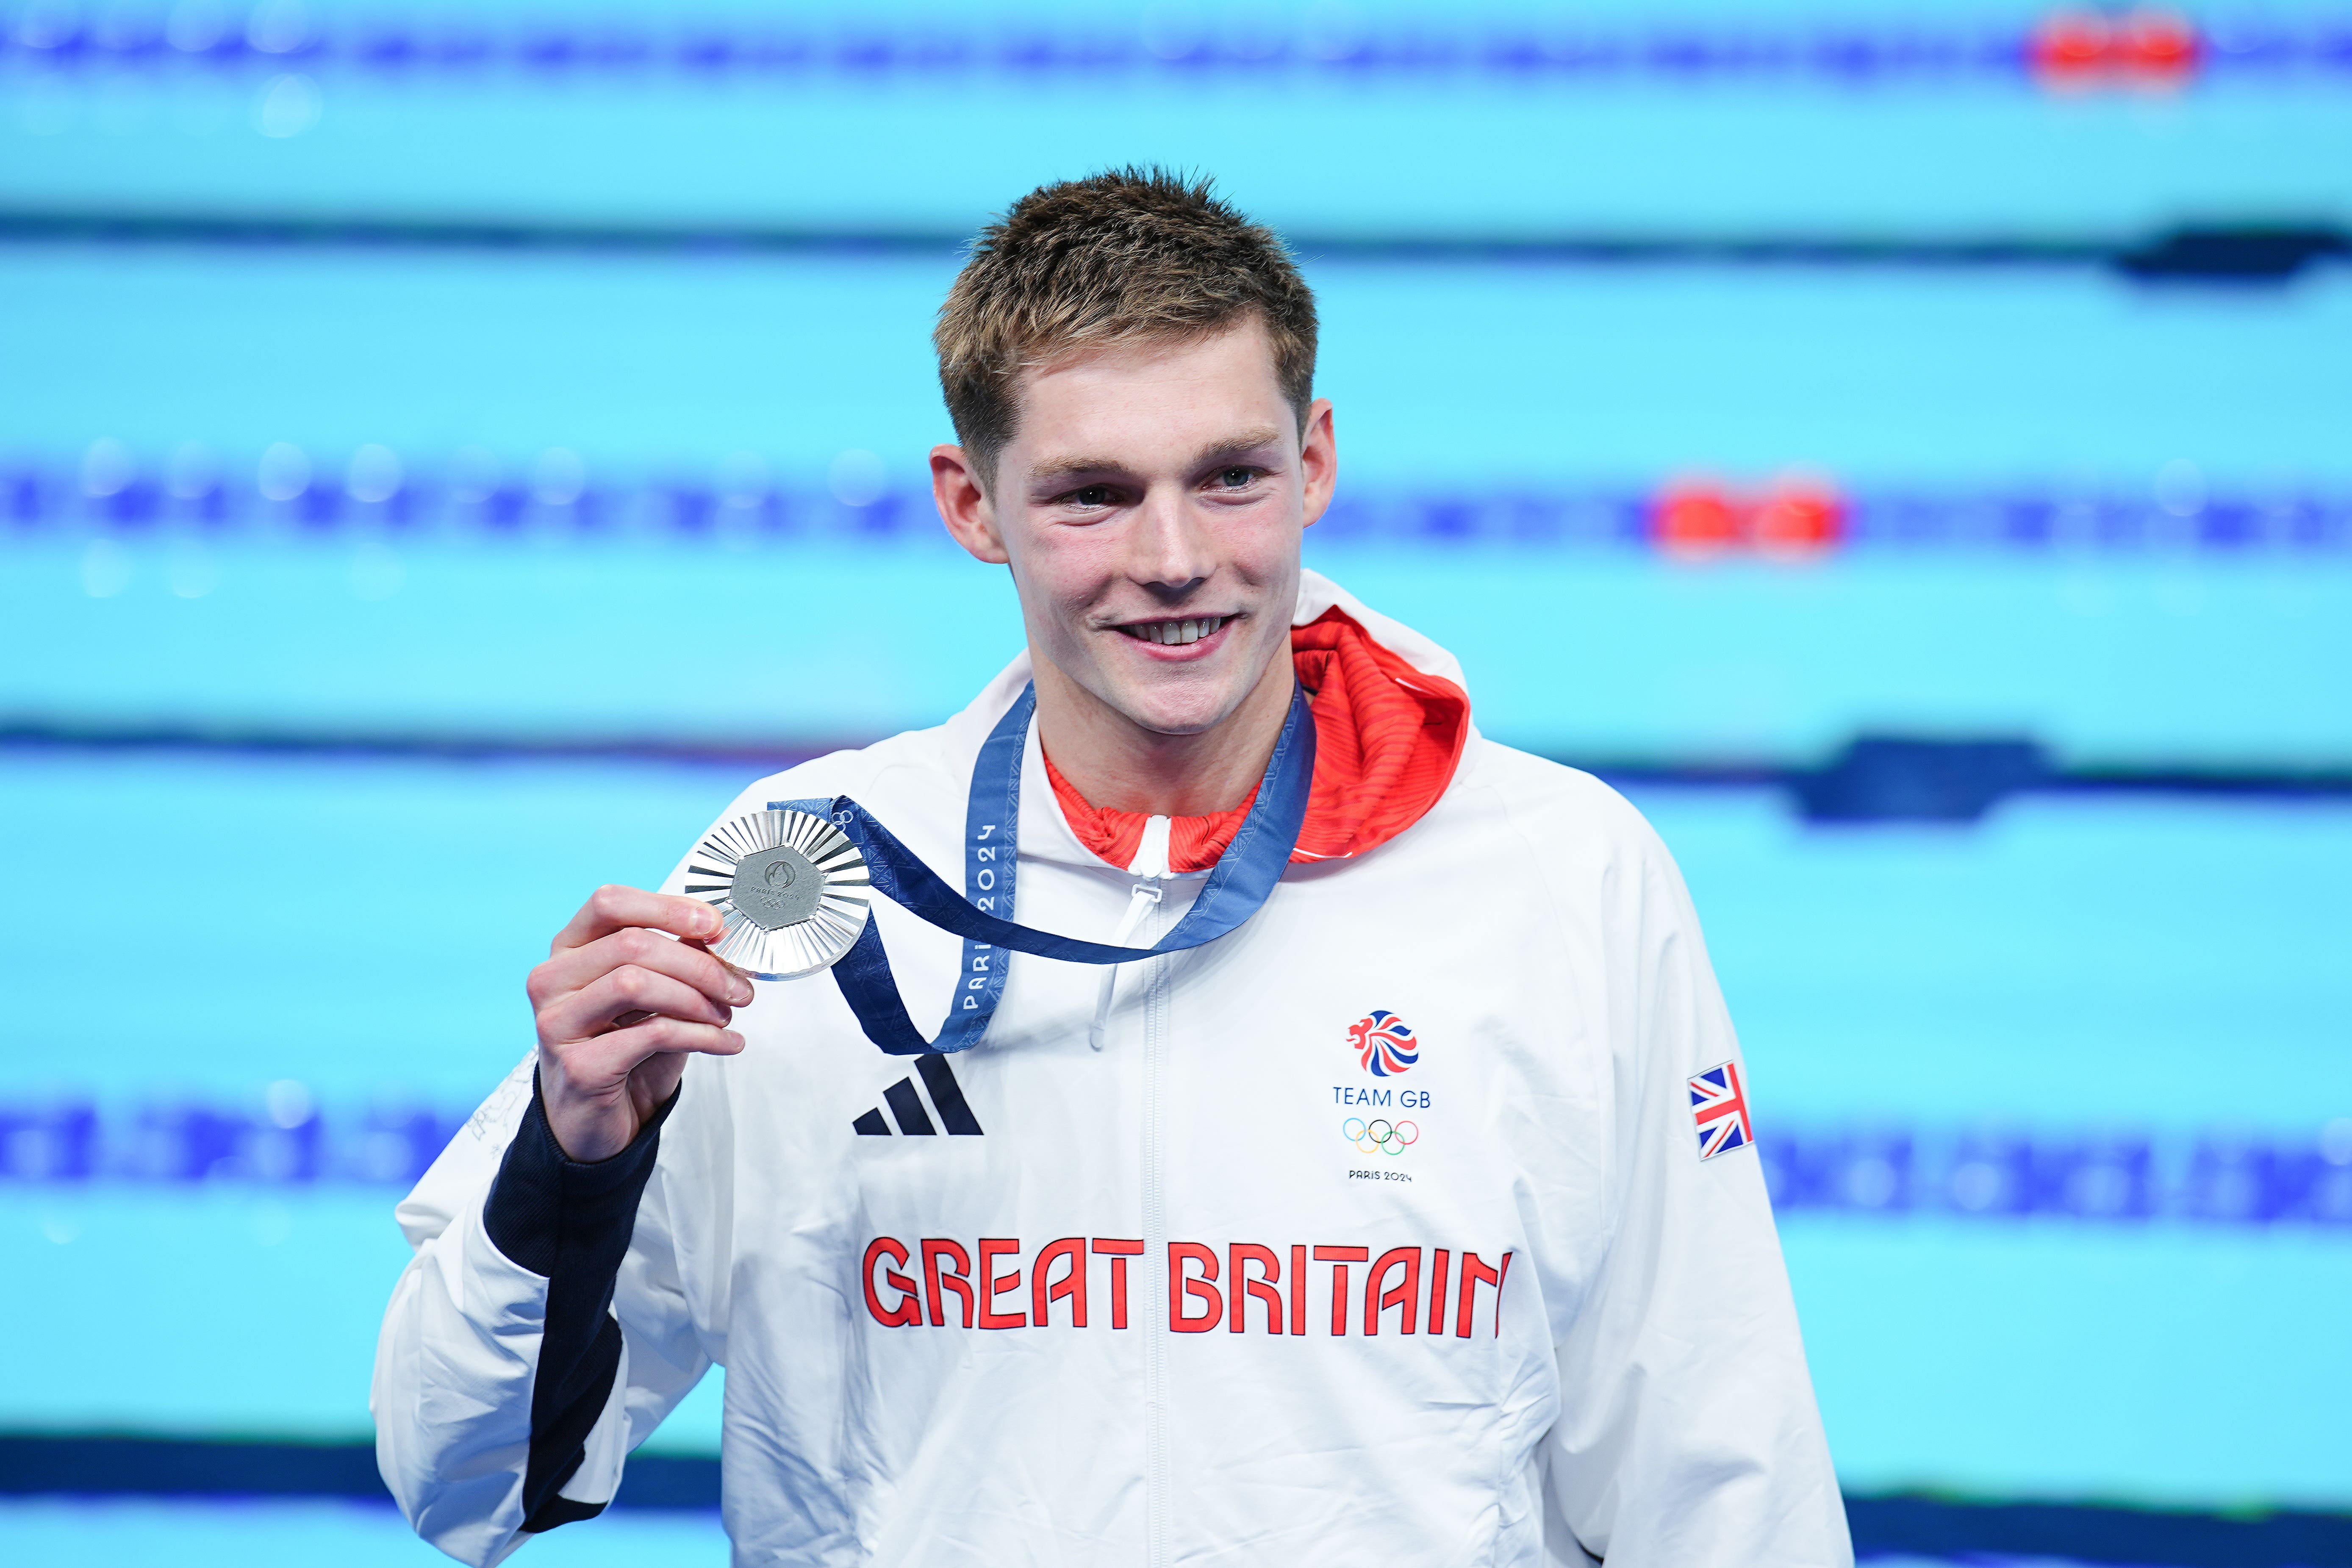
[934,167,1318,489]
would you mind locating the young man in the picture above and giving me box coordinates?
[374,169,1848,1566]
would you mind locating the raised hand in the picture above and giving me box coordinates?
[526,885,752,1162]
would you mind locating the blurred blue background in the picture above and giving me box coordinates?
[3,0,2350,1562]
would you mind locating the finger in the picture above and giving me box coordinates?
[546,1017,746,1095]
[552,885,724,955]
[541,964,738,1045]
[533,926,754,1011]
[685,939,754,988]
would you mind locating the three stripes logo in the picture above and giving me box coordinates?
[853,1055,984,1137]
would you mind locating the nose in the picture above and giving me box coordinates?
[1125,483,1217,595]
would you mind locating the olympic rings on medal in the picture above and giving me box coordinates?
[1341,1116,1420,1157]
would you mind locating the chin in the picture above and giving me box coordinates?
[1107,680,1249,739]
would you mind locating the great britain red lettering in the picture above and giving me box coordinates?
[864,1237,1515,1339]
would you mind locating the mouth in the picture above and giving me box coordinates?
[1112,615,1231,648]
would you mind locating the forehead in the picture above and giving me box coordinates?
[1007,319,1290,463]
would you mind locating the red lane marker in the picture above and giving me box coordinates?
[2116,8,2199,85]
[2030,8,2111,83]
[2029,8,2200,90]
[1751,477,1844,558]
[1651,478,1743,557]
[1650,474,1844,560]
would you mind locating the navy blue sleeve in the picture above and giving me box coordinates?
[483,1072,679,1533]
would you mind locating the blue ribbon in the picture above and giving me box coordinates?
[773,681,1316,1055]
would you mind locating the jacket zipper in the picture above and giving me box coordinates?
[1090,816,1170,1051]
[1143,935,1172,1567]
[1126,817,1174,1568]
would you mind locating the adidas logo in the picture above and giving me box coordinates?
[853,1054,984,1137]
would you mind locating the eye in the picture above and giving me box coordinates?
[1216,466,1257,489]
[1066,484,1115,508]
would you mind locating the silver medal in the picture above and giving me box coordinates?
[682,809,871,980]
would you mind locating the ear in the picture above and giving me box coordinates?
[931,444,1009,564]
[1298,398,1337,528]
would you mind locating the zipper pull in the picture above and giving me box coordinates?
[1128,813,1172,882]
[1090,816,1170,1051]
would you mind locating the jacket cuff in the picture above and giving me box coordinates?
[483,1069,679,1278]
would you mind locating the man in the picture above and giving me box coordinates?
[375,168,1848,1566]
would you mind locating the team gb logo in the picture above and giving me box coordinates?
[1349,1010,1419,1077]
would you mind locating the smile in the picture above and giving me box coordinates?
[1114,616,1228,647]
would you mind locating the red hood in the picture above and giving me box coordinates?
[1045,606,1471,873]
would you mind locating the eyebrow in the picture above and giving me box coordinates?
[1027,426,1288,484]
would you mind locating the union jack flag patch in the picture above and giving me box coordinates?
[1689,1060,1753,1160]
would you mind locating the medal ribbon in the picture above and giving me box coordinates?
[772,680,1315,1055]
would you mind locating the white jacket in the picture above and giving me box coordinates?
[372,570,1849,1567]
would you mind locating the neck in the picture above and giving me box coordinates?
[1030,648,1296,819]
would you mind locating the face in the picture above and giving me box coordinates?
[931,318,1337,740]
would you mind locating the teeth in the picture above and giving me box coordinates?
[1126,616,1222,645]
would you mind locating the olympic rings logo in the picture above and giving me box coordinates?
[1344,1117,1420,1157]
